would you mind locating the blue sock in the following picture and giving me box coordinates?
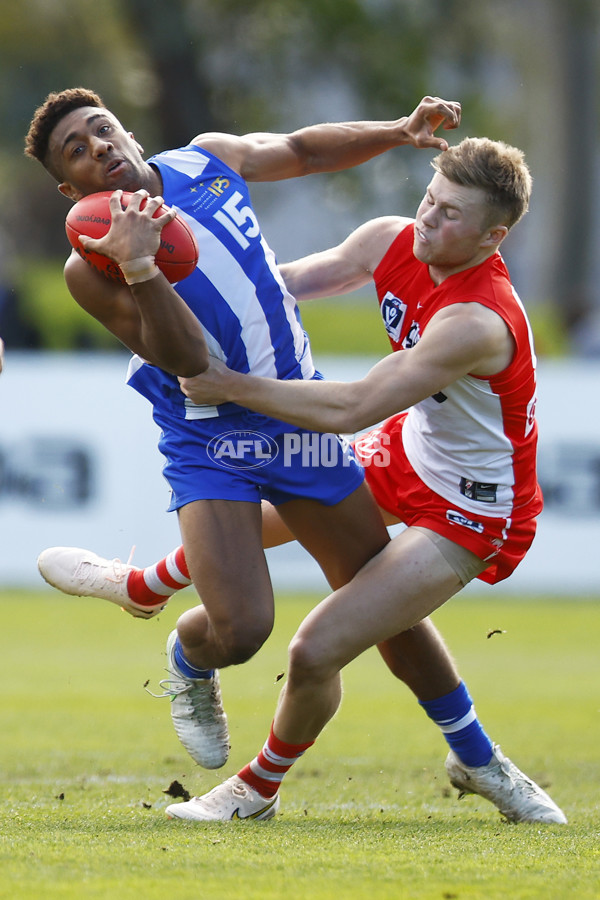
[419,682,493,768]
[173,637,213,680]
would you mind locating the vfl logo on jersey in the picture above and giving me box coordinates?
[380,292,408,343]
[446,510,485,533]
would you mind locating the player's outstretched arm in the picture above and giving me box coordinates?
[178,304,511,433]
[194,96,461,183]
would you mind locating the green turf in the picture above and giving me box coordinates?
[1,589,599,899]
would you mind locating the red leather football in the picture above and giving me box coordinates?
[65,191,199,284]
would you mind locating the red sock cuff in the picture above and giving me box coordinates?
[237,723,314,799]
[268,722,315,756]
[126,569,165,606]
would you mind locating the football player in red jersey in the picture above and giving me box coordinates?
[165,136,567,825]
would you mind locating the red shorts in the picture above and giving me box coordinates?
[352,413,542,585]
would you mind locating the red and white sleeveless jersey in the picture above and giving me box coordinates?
[373,222,542,520]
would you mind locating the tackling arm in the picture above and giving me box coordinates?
[178,304,513,432]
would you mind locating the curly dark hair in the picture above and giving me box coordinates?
[24,88,105,175]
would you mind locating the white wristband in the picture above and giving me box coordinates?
[119,256,160,285]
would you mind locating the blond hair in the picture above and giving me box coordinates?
[432,137,532,229]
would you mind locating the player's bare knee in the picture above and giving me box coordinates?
[176,604,272,665]
[209,609,273,665]
[222,620,271,665]
[287,632,333,684]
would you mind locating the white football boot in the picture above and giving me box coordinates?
[155,630,229,770]
[445,744,567,824]
[37,547,167,619]
[166,775,279,822]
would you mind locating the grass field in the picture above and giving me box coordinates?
[1,588,599,899]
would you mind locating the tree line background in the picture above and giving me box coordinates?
[0,0,598,355]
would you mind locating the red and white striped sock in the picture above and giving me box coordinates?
[126,545,192,607]
[238,723,315,799]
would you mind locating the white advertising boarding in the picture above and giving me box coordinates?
[0,353,598,595]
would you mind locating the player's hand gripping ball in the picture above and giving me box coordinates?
[65,191,199,284]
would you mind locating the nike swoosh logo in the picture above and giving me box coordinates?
[231,797,278,820]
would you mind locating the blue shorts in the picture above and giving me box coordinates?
[153,409,365,511]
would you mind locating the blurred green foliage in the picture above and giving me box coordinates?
[15,259,122,351]
[1,0,598,353]
[12,257,566,357]
[300,298,392,357]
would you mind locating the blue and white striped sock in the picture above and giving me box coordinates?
[419,681,493,768]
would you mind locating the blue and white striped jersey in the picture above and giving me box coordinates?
[126,144,318,419]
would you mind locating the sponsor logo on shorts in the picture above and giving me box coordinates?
[446,510,485,533]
